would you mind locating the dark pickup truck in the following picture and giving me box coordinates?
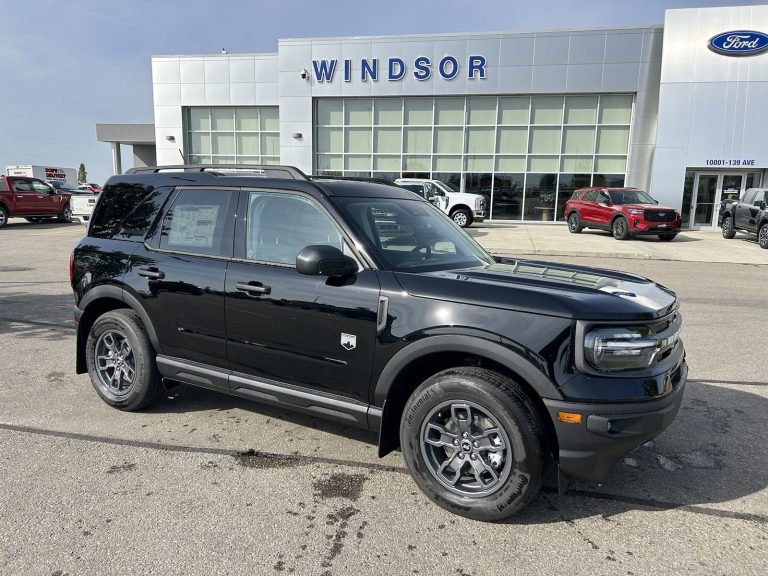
[719,188,768,248]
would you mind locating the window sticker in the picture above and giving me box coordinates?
[168,204,220,248]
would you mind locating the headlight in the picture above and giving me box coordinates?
[584,326,660,372]
[627,209,644,216]
[476,198,484,210]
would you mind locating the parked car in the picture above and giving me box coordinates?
[564,187,681,241]
[79,183,102,194]
[0,175,72,227]
[71,165,687,521]
[395,178,485,228]
[718,188,768,249]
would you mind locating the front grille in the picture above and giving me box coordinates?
[644,209,676,222]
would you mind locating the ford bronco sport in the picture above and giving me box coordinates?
[71,165,687,521]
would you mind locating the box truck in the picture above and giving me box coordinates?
[6,165,77,186]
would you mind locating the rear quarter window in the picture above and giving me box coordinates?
[0,179,8,192]
[89,182,163,239]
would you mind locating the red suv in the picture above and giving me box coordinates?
[0,175,73,228]
[564,187,681,241]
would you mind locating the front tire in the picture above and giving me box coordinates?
[567,212,583,233]
[451,208,473,228]
[58,204,72,223]
[0,205,8,228]
[85,310,162,411]
[612,216,630,240]
[400,367,544,521]
[759,223,768,249]
[722,216,736,239]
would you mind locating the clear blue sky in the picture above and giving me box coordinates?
[0,0,758,183]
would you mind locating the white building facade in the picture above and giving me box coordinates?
[150,4,768,227]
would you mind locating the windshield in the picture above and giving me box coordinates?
[607,190,656,205]
[332,197,493,272]
[434,180,457,194]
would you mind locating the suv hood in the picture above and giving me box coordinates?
[621,203,677,212]
[394,258,677,321]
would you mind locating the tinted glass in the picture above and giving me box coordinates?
[90,183,157,238]
[116,188,173,240]
[246,193,342,265]
[756,190,767,205]
[401,184,426,197]
[607,190,656,204]
[12,179,33,192]
[0,179,8,192]
[333,197,492,272]
[32,180,53,193]
[583,191,598,202]
[159,188,235,257]
[742,189,757,205]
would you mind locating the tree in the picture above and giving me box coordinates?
[78,163,87,184]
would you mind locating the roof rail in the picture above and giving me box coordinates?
[310,175,400,186]
[124,164,308,180]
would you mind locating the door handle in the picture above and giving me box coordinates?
[236,281,271,295]
[138,267,165,280]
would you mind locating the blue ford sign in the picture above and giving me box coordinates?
[708,30,768,56]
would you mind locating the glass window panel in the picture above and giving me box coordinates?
[435,127,463,154]
[404,128,432,153]
[498,97,529,125]
[213,156,237,164]
[433,156,462,171]
[497,127,528,154]
[594,156,626,172]
[260,133,279,156]
[373,127,401,153]
[211,108,234,131]
[564,96,598,124]
[373,156,401,171]
[188,108,210,131]
[316,154,343,171]
[435,98,465,124]
[599,95,633,124]
[467,97,496,124]
[346,127,372,153]
[466,127,495,154]
[557,174,592,221]
[237,156,260,164]
[593,174,625,187]
[212,132,235,154]
[561,156,594,172]
[465,174,493,200]
[345,155,372,171]
[527,156,559,172]
[530,96,563,124]
[403,155,430,171]
[495,156,526,172]
[371,171,400,182]
[374,98,402,125]
[596,127,630,154]
[345,99,373,125]
[465,155,493,172]
[432,173,462,191]
[190,132,211,155]
[235,108,259,131]
[189,155,212,164]
[261,157,280,165]
[529,127,561,154]
[492,174,524,220]
[404,98,433,125]
[260,107,279,131]
[316,127,343,153]
[236,134,259,156]
[317,99,343,125]
[524,173,558,221]
[562,127,595,154]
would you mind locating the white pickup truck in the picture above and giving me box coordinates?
[395,178,486,227]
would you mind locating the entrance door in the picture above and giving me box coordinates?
[690,173,718,228]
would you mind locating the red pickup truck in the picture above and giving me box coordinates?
[0,175,73,228]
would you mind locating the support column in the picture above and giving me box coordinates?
[111,142,122,175]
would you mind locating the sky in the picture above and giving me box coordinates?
[0,0,760,184]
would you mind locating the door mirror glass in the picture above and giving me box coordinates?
[296,245,357,277]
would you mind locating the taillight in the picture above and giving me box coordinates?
[69,251,74,288]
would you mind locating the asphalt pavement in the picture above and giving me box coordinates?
[0,219,766,576]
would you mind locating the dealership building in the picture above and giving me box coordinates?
[134,4,768,228]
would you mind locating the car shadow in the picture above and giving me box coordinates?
[0,292,75,341]
[4,219,80,229]
[579,230,703,242]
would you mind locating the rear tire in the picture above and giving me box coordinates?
[759,223,768,249]
[58,204,72,223]
[400,367,544,521]
[451,208,473,228]
[85,309,162,411]
[658,233,677,241]
[612,216,630,240]
[0,206,8,228]
[722,216,736,239]
[567,212,583,233]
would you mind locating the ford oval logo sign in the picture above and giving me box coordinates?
[708,30,768,56]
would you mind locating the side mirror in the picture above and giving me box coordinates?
[758,201,767,210]
[296,245,357,277]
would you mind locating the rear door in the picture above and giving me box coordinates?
[592,190,614,227]
[579,191,598,224]
[224,189,380,403]
[125,186,237,381]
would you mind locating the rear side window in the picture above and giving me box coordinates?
[583,191,598,202]
[159,188,236,257]
[0,179,8,192]
[90,183,157,238]
[115,188,173,240]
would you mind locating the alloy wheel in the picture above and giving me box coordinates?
[760,225,768,248]
[420,400,512,497]
[0,211,6,227]
[95,330,136,396]
[568,214,578,231]
[613,219,625,238]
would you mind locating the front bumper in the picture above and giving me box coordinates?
[543,361,688,480]
[473,210,485,221]
[630,220,681,235]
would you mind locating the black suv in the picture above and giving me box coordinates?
[71,165,688,521]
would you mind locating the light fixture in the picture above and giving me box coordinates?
[292,132,303,139]
[166,135,176,142]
